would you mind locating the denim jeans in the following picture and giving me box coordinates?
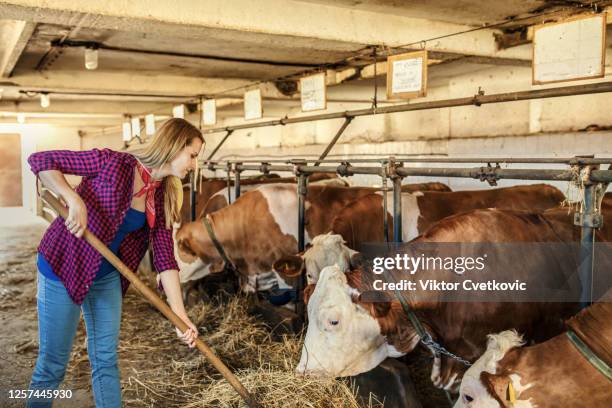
[27,271,123,408]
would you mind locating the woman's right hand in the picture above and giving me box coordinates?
[65,193,88,238]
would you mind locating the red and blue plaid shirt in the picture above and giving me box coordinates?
[28,148,179,305]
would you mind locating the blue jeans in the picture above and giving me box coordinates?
[27,271,123,408]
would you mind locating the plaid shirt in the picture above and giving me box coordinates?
[28,148,178,305]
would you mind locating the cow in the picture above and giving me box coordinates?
[166,173,349,297]
[174,183,451,293]
[296,207,610,392]
[274,184,565,284]
[454,302,611,408]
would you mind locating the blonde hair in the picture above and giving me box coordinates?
[134,118,204,229]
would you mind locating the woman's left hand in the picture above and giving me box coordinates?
[174,312,199,348]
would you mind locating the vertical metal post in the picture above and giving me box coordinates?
[234,162,242,200]
[294,160,308,318]
[389,158,404,243]
[226,162,233,204]
[381,161,389,243]
[574,166,603,308]
[190,171,197,221]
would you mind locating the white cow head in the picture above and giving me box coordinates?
[273,233,362,285]
[454,330,527,408]
[296,265,402,377]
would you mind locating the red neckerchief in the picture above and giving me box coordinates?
[134,161,162,228]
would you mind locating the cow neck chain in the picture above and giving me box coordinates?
[201,216,236,271]
[382,269,473,367]
[566,329,612,381]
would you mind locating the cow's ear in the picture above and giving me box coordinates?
[273,255,304,278]
[480,372,512,407]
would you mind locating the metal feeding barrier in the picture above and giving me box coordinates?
[193,155,611,315]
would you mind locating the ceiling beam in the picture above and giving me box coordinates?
[0,20,36,77]
[0,0,531,61]
[3,70,268,98]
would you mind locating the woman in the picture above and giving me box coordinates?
[26,118,203,408]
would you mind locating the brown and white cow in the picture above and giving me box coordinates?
[297,207,610,391]
[455,302,611,408]
[175,182,451,291]
[172,173,350,292]
[275,184,565,284]
[175,184,380,292]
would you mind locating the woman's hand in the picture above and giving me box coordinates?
[65,193,88,238]
[175,312,199,348]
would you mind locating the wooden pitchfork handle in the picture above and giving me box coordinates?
[41,191,259,408]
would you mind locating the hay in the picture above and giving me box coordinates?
[117,293,383,407]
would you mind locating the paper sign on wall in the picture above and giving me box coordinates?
[203,99,216,125]
[244,89,262,120]
[301,73,326,112]
[533,13,606,84]
[386,50,428,100]
[145,114,156,135]
[122,122,131,142]
[131,117,141,138]
[172,104,185,118]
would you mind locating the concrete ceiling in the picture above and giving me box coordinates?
[298,0,555,26]
[0,0,609,127]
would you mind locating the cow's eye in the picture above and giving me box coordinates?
[329,319,339,326]
[463,394,473,403]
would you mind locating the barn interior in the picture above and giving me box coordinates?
[0,1,611,407]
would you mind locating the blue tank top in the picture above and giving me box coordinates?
[38,207,146,281]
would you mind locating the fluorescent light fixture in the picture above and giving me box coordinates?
[122,121,132,141]
[40,93,50,108]
[172,104,185,119]
[131,117,141,137]
[145,114,156,135]
[85,47,99,70]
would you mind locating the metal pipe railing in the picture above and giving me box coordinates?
[202,82,612,135]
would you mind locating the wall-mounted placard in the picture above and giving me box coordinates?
[203,99,216,125]
[533,13,606,85]
[301,72,326,112]
[131,117,141,138]
[145,114,156,135]
[244,89,262,120]
[386,50,428,100]
[172,104,185,118]
[122,122,131,142]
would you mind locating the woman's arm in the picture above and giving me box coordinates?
[159,269,199,348]
[38,170,88,238]
[28,148,111,177]
[28,149,114,238]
